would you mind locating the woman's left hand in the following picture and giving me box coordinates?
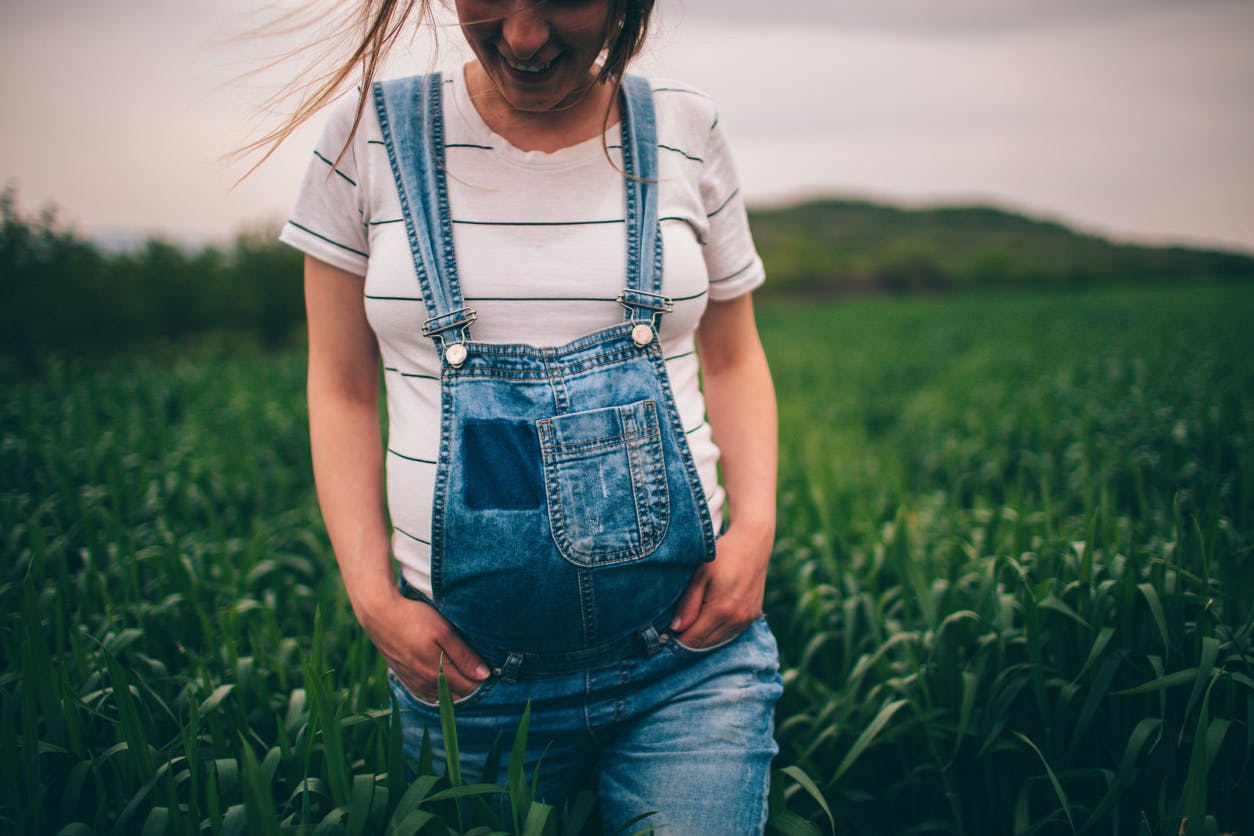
[669,522,773,649]
[671,293,778,650]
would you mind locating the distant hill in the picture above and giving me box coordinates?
[746,199,1254,295]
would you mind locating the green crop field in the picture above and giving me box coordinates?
[2,284,1251,835]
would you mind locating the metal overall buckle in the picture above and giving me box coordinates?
[422,308,478,367]
[617,290,673,347]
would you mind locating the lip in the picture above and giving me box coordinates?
[496,49,562,83]
[503,53,556,73]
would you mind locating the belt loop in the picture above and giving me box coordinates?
[499,652,524,684]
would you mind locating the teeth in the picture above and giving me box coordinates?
[505,56,553,73]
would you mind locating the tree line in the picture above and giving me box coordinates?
[749,199,1254,295]
[1,188,303,377]
[5,188,1252,376]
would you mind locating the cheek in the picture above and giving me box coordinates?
[558,5,611,44]
[456,1,500,36]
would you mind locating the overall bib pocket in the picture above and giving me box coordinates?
[538,399,670,566]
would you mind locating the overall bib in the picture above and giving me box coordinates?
[374,73,718,676]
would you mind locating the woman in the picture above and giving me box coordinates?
[279,0,782,831]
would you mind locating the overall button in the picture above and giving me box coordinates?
[445,343,468,366]
[631,323,654,347]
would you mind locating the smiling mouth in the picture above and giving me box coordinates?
[502,54,557,74]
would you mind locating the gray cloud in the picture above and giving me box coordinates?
[673,0,1244,35]
[2,0,1251,251]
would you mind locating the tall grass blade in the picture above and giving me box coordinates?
[766,809,822,835]
[104,651,153,781]
[520,803,557,836]
[1013,731,1075,833]
[387,692,405,819]
[508,700,534,832]
[1112,669,1195,697]
[240,735,281,836]
[1136,583,1170,654]
[777,765,834,835]
[436,665,461,789]
[831,698,907,783]
[609,810,658,836]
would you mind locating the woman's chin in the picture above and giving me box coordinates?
[485,60,597,114]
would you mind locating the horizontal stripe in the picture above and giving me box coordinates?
[711,260,755,285]
[287,221,367,258]
[383,366,438,380]
[388,448,436,464]
[665,350,696,362]
[651,87,711,98]
[365,294,423,301]
[368,218,404,226]
[659,144,703,164]
[452,218,623,227]
[446,142,494,150]
[708,188,740,219]
[313,150,358,186]
[394,526,431,545]
[367,139,385,145]
[685,421,707,436]
[710,115,719,132]
[465,288,708,304]
[466,295,618,303]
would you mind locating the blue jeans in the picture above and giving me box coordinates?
[388,617,784,835]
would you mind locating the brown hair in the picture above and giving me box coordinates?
[236,0,656,175]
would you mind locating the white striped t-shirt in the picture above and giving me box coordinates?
[280,65,765,597]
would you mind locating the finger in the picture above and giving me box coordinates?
[669,567,710,633]
[437,632,491,685]
[676,611,727,650]
[403,654,475,702]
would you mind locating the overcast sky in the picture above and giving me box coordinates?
[2,0,1252,252]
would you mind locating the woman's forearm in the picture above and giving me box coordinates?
[308,376,397,622]
[304,256,397,626]
[304,256,489,694]
[697,295,778,539]
[670,293,777,644]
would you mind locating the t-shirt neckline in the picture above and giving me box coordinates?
[449,63,623,170]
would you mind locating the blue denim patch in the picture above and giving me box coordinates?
[463,419,543,510]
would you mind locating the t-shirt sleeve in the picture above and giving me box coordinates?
[700,113,765,301]
[278,96,369,276]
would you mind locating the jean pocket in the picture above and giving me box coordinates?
[665,630,742,658]
[387,668,494,711]
[537,399,670,567]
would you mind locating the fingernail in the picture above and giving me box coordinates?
[474,664,490,679]
[669,616,683,631]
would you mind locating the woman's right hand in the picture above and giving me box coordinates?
[304,256,490,704]
[360,590,491,703]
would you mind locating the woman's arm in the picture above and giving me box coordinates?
[305,255,488,699]
[670,292,778,648]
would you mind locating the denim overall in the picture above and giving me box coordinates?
[373,73,718,678]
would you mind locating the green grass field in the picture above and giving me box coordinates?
[2,284,1251,834]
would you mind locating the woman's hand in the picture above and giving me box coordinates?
[304,255,488,701]
[359,589,491,703]
[670,522,773,649]
[673,292,778,650]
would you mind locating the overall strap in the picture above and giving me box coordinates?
[618,75,672,331]
[374,73,476,362]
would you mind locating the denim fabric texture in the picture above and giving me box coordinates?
[375,72,718,664]
[388,612,784,835]
[374,73,781,832]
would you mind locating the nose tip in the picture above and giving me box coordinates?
[501,8,549,59]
